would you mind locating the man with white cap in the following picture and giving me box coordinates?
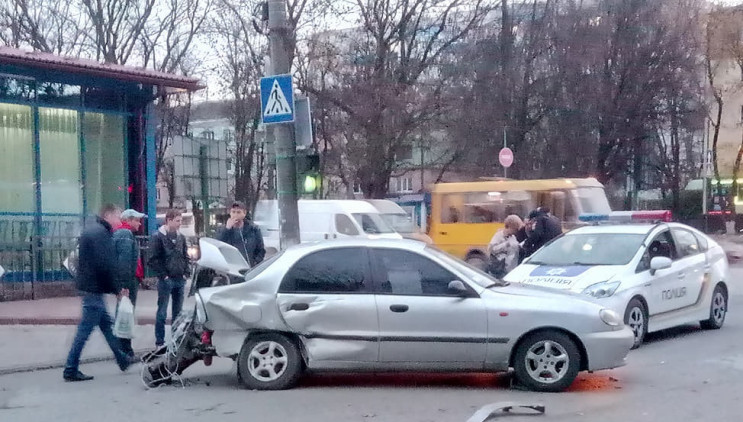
[113,209,146,358]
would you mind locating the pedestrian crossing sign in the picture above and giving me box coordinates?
[260,74,295,124]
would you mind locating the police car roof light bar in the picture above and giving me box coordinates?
[578,210,673,224]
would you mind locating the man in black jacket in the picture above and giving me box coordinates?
[522,207,563,258]
[63,204,133,382]
[217,201,265,266]
[148,209,190,347]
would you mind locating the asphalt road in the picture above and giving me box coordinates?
[2,268,742,422]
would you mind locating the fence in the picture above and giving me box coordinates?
[0,233,152,301]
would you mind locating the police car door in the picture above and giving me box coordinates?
[643,230,686,315]
[667,228,706,310]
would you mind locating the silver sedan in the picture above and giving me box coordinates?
[194,239,634,392]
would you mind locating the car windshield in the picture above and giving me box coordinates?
[244,251,284,281]
[352,213,395,234]
[425,246,500,288]
[381,213,417,234]
[575,187,612,214]
[527,233,644,266]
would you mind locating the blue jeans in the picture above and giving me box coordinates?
[65,293,129,375]
[155,277,185,346]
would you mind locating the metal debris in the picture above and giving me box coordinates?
[467,402,546,421]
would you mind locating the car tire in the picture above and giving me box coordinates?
[466,254,487,270]
[624,298,648,350]
[512,331,581,393]
[700,284,727,330]
[237,333,303,390]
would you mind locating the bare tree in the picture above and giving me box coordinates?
[303,0,495,198]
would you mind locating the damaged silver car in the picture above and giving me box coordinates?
[144,239,634,393]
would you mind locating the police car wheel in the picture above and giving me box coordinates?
[513,331,581,393]
[624,298,647,349]
[701,284,727,330]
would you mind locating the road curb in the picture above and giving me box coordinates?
[0,348,151,376]
[0,317,162,325]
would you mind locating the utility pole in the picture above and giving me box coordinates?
[267,0,300,248]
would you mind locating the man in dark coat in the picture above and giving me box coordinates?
[217,201,266,266]
[113,209,146,358]
[63,204,133,382]
[521,207,563,259]
[148,209,190,348]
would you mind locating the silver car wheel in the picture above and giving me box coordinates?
[524,340,570,384]
[248,341,289,382]
[628,306,644,342]
[712,291,726,325]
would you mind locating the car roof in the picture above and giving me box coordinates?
[284,238,429,254]
[567,221,707,237]
[567,224,658,235]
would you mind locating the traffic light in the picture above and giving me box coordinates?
[303,174,320,193]
[296,153,320,174]
[296,153,321,195]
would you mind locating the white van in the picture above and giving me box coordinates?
[254,200,403,254]
[364,199,433,244]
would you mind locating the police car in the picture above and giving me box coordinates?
[504,211,729,349]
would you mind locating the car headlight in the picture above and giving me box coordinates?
[195,293,207,324]
[599,309,622,327]
[583,281,621,298]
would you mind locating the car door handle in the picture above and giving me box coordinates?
[677,272,686,279]
[389,304,409,313]
[289,303,310,311]
[439,231,448,235]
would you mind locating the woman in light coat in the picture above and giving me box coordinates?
[487,215,525,278]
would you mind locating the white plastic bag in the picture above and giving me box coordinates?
[114,297,136,339]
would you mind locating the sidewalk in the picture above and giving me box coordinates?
[0,288,193,325]
[0,324,158,375]
[0,289,194,374]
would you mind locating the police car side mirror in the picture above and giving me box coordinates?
[650,256,672,275]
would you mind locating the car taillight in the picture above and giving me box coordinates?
[202,331,213,366]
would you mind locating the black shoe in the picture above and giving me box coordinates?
[64,371,94,382]
[118,355,137,372]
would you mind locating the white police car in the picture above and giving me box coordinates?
[504,211,729,349]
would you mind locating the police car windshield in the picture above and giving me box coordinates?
[527,233,644,266]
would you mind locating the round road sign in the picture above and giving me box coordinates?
[499,147,514,168]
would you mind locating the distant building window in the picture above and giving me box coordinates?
[397,177,413,193]
[353,182,363,194]
[226,158,232,171]
[223,129,233,141]
[156,188,161,201]
[396,145,413,161]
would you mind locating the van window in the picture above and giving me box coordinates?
[574,187,611,214]
[352,213,395,234]
[335,214,359,235]
[441,191,532,224]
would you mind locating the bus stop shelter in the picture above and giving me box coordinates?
[0,47,202,300]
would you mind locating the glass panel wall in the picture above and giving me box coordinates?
[84,112,126,212]
[0,103,35,213]
[38,107,82,214]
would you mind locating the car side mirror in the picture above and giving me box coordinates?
[448,280,469,297]
[0,265,5,280]
[650,256,672,275]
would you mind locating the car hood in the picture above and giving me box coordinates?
[503,263,622,292]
